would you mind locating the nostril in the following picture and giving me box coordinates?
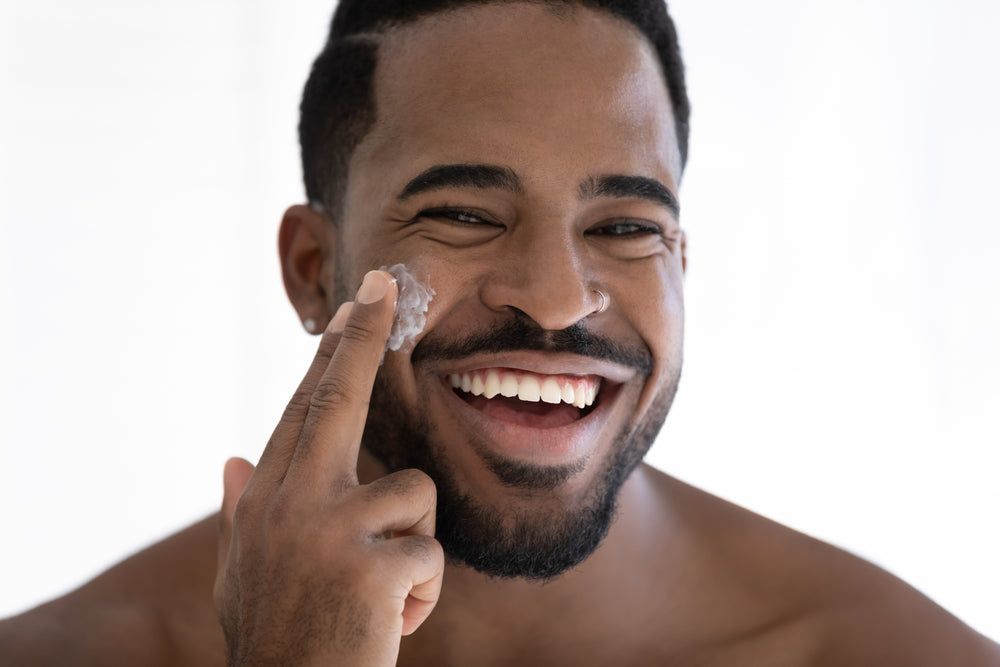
[479,268,597,330]
[501,297,598,332]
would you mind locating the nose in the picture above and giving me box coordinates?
[479,224,601,330]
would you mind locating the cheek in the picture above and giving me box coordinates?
[397,251,486,326]
[377,261,467,408]
[382,263,436,352]
[379,255,461,362]
[648,263,685,358]
[625,262,684,411]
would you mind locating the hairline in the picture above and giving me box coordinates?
[313,1,685,220]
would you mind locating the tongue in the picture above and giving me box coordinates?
[465,394,582,428]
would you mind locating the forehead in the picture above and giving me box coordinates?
[347,3,680,201]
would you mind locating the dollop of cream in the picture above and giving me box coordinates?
[380,263,435,352]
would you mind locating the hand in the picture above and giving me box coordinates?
[214,270,444,667]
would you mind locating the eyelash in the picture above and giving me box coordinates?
[590,219,663,237]
[416,207,498,227]
[415,208,667,243]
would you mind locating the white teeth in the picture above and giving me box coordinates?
[450,370,601,409]
[499,374,519,398]
[484,370,501,398]
[517,375,541,402]
[540,378,562,404]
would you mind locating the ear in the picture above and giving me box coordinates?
[278,204,337,333]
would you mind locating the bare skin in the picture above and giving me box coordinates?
[2,4,998,666]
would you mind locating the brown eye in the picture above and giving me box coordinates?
[450,211,487,224]
[419,207,501,227]
[591,219,662,236]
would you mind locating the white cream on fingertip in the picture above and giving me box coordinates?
[379,263,435,352]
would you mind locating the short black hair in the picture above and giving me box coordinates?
[299,0,690,216]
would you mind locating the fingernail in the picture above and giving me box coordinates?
[327,302,353,332]
[356,270,395,305]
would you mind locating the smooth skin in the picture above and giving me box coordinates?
[2,4,999,666]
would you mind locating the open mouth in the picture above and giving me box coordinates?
[446,367,608,429]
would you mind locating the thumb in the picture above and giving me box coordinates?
[214,457,255,608]
[221,456,255,522]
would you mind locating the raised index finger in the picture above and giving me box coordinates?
[287,269,398,487]
[251,301,353,486]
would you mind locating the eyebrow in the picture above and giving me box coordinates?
[397,164,524,200]
[396,163,680,219]
[579,175,680,219]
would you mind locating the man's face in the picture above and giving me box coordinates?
[331,4,685,578]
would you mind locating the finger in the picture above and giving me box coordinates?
[402,570,444,636]
[288,269,398,485]
[380,535,445,636]
[254,302,353,484]
[214,456,255,609]
[358,469,437,539]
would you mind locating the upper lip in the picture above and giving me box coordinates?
[426,350,639,385]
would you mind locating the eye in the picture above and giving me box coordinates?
[589,219,663,237]
[587,217,679,259]
[417,207,502,228]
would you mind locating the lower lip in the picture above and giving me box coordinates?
[440,378,620,461]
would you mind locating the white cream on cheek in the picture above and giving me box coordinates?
[380,263,435,352]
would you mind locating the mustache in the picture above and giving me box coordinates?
[410,315,653,376]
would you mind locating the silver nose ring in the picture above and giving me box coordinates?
[592,289,609,315]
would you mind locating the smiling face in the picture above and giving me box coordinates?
[314,3,685,578]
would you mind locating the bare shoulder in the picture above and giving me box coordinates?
[0,515,225,667]
[639,468,1000,666]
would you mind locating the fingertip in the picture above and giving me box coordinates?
[356,269,398,305]
[222,457,255,511]
[327,302,354,333]
[223,455,253,477]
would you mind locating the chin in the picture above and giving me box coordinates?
[361,360,677,580]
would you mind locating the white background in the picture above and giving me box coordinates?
[2,0,998,641]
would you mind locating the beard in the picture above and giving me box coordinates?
[360,315,681,581]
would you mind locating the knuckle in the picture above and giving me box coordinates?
[281,387,313,422]
[405,468,438,506]
[315,330,340,358]
[396,467,433,486]
[394,467,435,492]
[308,373,358,415]
[338,315,381,347]
[401,535,442,564]
[366,468,435,500]
[428,538,445,566]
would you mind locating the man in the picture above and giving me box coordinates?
[2,0,997,665]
